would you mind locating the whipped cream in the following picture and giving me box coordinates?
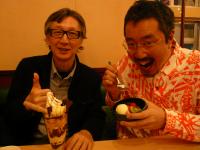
[46,92,66,118]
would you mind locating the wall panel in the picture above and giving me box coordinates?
[0,0,134,69]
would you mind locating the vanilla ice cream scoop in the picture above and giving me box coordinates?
[46,92,66,118]
[116,104,128,115]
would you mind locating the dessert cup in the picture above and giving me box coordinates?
[44,92,67,150]
[44,112,67,150]
[113,97,148,121]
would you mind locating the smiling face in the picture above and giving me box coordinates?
[125,18,172,77]
[45,16,83,68]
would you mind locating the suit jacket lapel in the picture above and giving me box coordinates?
[39,52,52,89]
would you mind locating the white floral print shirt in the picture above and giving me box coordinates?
[106,40,200,142]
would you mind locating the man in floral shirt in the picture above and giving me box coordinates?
[102,1,200,142]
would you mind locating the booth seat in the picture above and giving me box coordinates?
[0,71,14,145]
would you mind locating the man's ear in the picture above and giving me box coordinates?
[44,37,51,50]
[44,37,49,45]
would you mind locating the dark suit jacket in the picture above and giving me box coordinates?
[4,52,105,145]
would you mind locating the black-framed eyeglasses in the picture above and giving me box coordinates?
[48,28,83,39]
[123,39,161,54]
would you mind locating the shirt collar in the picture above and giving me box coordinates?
[51,59,76,80]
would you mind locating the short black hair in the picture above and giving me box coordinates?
[124,0,174,42]
[44,8,86,38]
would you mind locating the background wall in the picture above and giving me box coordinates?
[0,0,134,70]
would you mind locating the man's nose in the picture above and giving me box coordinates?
[60,34,70,43]
[133,46,146,59]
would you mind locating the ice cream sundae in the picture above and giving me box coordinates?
[114,98,147,121]
[44,92,67,150]
[116,102,142,115]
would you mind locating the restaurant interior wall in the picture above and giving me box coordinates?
[0,0,134,70]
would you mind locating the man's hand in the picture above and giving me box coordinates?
[64,130,93,150]
[120,100,166,130]
[102,63,121,100]
[23,72,50,113]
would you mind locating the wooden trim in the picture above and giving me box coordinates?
[0,70,14,88]
[0,68,106,88]
[0,70,14,76]
[175,17,200,22]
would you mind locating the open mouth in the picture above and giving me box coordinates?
[59,48,70,51]
[135,57,154,68]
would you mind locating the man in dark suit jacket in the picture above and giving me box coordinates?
[4,8,105,150]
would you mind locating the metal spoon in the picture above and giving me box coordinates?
[108,61,127,90]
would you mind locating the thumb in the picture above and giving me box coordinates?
[33,72,41,89]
